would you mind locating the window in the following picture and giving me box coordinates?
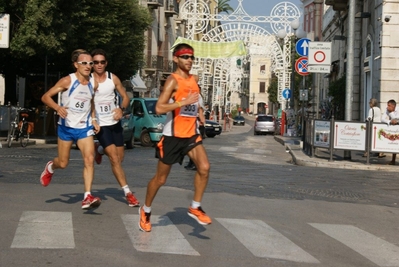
[259,82,266,93]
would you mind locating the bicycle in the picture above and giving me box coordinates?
[7,107,33,148]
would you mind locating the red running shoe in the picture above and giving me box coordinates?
[126,192,140,207]
[40,161,54,187]
[82,194,101,210]
[94,142,102,164]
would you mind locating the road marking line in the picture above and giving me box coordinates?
[122,214,200,256]
[11,211,74,249]
[309,223,399,266]
[219,147,238,152]
[217,218,319,263]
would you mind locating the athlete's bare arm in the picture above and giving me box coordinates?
[112,74,130,120]
[155,75,199,115]
[41,76,71,119]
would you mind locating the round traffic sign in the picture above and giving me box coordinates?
[313,51,326,63]
[295,56,310,76]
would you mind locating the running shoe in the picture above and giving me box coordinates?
[40,161,54,187]
[126,192,140,207]
[138,206,151,232]
[187,206,212,225]
[82,194,101,210]
[94,142,102,164]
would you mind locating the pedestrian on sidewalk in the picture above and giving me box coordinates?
[381,99,399,165]
[139,43,212,232]
[40,49,101,210]
[91,48,139,207]
[363,98,384,158]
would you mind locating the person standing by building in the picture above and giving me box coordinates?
[40,49,101,210]
[381,99,399,165]
[91,48,139,207]
[139,43,212,232]
[364,98,384,157]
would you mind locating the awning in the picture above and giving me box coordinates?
[130,74,147,92]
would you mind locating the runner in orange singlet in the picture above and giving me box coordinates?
[139,43,212,232]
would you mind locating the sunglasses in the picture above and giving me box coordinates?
[178,55,195,60]
[77,61,94,66]
[93,60,107,65]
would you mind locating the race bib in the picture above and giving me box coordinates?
[69,97,89,113]
[179,102,198,117]
[95,101,116,116]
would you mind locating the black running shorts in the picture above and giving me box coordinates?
[156,134,203,165]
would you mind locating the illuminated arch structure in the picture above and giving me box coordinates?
[179,0,301,115]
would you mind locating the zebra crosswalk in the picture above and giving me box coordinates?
[9,211,399,266]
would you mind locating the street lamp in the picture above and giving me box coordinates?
[277,19,304,136]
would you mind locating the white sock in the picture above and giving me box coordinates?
[47,162,54,173]
[143,205,151,213]
[122,185,131,195]
[191,200,201,209]
[98,145,104,155]
[84,192,91,199]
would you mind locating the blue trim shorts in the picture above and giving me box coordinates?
[57,124,94,143]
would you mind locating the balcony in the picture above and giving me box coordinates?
[165,0,178,17]
[147,0,163,9]
[143,55,163,71]
[325,0,348,11]
[163,59,175,73]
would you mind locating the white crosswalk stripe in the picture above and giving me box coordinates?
[11,211,74,249]
[309,223,399,266]
[121,214,200,256]
[217,218,320,263]
[10,211,399,266]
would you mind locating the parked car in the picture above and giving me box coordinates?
[126,98,166,147]
[120,111,135,149]
[204,119,222,138]
[254,114,275,135]
[233,115,245,126]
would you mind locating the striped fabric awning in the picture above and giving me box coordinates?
[171,37,247,59]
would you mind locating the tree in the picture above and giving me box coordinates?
[267,75,278,104]
[328,75,346,120]
[1,0,151,79]
[217,0,234,14]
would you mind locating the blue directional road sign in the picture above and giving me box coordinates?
[282,88,291,100]
[296,38,311,57]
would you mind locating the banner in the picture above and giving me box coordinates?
[0,14,10,48]
[333,121,366,151]
[171,37,247,59]
[370,123,399,153]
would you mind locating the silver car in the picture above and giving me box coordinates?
[254,114,275,135]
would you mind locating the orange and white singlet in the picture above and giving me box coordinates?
[162,73,200,138]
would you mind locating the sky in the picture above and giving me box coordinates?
[228,0,303,30]
[228,0,303,17]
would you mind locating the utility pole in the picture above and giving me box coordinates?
[343,0,356,159]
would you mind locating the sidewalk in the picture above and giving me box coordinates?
[241,113,398,172]
[275,135,398,172]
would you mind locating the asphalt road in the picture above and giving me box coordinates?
[1,120,399,267]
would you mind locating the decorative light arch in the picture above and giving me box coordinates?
[179,0,301,112]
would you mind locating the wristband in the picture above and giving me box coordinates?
[92,118,97,121]
[176,101,181,107]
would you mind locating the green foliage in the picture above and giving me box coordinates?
[217,0,234,14]
[267,76,278,103]
[328,75,346,120]
[0,0,151,79]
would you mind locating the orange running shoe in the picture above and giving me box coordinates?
[138,206,151,232]
[187,206,212,225]
[126,192,140,207]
